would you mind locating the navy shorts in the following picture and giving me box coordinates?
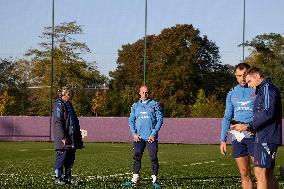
[254,143,278,168]
[232,138,254,158]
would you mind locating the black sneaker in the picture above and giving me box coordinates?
[55,177,66,185]
[63,178,78,185]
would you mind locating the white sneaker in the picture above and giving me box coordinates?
[151,175,157,183]
[131,174,139,183]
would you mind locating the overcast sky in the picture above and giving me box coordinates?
[1,0,283,77]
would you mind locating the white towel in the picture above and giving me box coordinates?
[230,130,245,142]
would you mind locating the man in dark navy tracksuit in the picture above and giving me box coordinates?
[53,86,83,185]
[234,67,282,189]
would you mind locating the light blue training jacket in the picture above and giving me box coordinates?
[220,84,256,142]
[129,99,163,141]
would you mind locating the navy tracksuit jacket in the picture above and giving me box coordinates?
[248,78,282,144]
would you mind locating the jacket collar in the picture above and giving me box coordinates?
[138,98,151,105]
[237,84,250,89]
[256,78,271,94]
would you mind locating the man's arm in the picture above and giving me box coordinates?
[150,102,163,136]
[220,91,233,156]
[220,91,233,142]
[248,85,277,131]
[54,101,68,142]
[129,103,137,136]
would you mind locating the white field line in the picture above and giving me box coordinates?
[182,160,216,167]
[3,173,132,180]
[18,149,29,151]
[0,173,18,176]
[18,149,54,151]
[86,173,132,180]
[220,163,229,166]
[105,151,119,153]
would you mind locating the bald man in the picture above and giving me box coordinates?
[125,86,163,188]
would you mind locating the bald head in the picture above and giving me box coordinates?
[139,86,149,102]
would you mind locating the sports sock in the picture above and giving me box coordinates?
[131,174,139,183]
[151,175,157,183]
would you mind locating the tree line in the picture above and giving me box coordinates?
[1,22,283,117]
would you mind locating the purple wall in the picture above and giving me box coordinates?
[0,116,283,144]
[0,116,50,141]
[79,117,231,143]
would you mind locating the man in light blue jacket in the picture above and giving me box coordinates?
[125,85,163,188]
[220,63,256,189]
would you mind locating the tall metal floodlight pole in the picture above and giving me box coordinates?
[143,0,148,85]
[49,0,55,141]
[242,0,246,62]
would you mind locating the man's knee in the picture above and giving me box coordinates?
[149,155,158,163]
[148,150,158,162]
[239,167,251,179]
[133,152,142,161]
[254,167,267,180]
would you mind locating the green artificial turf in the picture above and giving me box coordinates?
[0,142,283,188]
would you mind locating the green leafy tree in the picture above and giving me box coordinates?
[0,58,31,115]
[244,33,284,116]
[108,24,234,117]
[0,91,15,116]
[11,59,33,115]
[99,86,138,117]
[190,89,224,118]
[91,91,107,116]
[244,33,284,89]
[24,21,107,115]
[0,58,16,90]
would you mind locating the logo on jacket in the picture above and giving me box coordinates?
[237,101,251,106]
[236,101,252,111]
[139,112,149,119]
[249,93,256,97]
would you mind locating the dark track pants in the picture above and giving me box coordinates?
[132,140,159,175]
[54,149,76,179]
